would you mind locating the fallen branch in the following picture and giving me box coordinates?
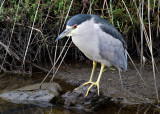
[0,41,20,61]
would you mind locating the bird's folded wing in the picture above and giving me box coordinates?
[97,30,127,71]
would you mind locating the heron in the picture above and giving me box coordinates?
[55,14,127,96]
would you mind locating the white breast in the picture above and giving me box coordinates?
[70,18,112,67]
[71,19,99,60]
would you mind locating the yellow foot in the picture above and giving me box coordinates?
[85,82,99,97]
[74,81,93,91]
[74,87,78,91]
[82,81,94,87]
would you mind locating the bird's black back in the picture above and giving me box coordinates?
[67,14,126,48]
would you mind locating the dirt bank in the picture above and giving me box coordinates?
[56,61,160,104]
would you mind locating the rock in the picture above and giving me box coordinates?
[0,83,62,107]
[61,84,111,112]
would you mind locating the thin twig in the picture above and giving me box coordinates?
[0,0,5,14]
[62,0,74,29]
[0,41,20,61]
[148,0,159,103]
[1,0,21,68]
[110,0,114,25]
[104,0,111,20]
[38,38,71,88]
[140,0,144,72]
[15,23,44,36]
[126,51,148,88]
[133,0,159,103]
[23,0,41,66]
[46,41,72,88]
[121,0,133,24]
[152,0,156,16]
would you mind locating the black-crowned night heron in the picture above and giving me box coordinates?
[55,14,127,96]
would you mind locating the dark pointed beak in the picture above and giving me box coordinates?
[55,29,71,42]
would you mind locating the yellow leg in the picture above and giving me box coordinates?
[82,61,97,86]
[74,61,97,91]
[85,63,105,97]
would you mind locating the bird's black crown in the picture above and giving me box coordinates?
[67,14,92,26]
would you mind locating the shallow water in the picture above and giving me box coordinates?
[0,73,159,114]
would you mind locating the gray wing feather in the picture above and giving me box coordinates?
[98,32,127,71]
[91,14,126,48]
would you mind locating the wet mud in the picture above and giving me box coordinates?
[0,62,160,113]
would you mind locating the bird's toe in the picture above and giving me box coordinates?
[82,81,94,87]
[85,82,99,97]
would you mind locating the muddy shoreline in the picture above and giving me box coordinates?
[0,61,160,113]
[56,62,159,104]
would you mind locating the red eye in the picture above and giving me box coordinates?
[73,25,77,29]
